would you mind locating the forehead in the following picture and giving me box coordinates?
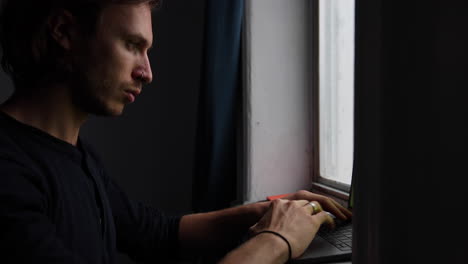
[96,3,153,44]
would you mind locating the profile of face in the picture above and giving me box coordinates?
[67,3,154,116]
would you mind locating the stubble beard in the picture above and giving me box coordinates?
[70,67,123,117]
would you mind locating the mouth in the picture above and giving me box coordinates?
[124,89,141,103]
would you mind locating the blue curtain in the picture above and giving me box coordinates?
[193,0,244,212]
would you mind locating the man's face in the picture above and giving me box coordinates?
[70,3,153,116]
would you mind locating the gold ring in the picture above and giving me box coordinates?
[308,202,319,215]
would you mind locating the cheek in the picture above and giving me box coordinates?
[106,45,136,77]
[85,41,136,86]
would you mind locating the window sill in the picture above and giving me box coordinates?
[311,182,350,208]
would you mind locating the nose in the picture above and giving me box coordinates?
[133,54,153,84]
[142,56,153,84]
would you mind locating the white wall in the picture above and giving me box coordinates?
[244,0,313,202]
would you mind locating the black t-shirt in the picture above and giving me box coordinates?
[0,112,181,263]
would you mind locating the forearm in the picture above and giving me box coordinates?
[178,201,270,255]
[219,233,289,264]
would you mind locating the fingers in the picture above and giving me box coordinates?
[292,190,352,220]
[337,201,353,219]
[319,197,349,220]
[312,211,336,229]
[293,200,336,230]
[302,201,323,215]
[302,201,336,229]
[325,197,352,219]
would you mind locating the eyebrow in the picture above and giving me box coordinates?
[125,33,153,51]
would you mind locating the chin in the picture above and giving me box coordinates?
[102,105,125,116]
[86,102,125,117]
[74,92,125,117]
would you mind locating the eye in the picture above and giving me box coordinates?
[126,41,139,52]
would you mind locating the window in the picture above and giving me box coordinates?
[313,0,355,193]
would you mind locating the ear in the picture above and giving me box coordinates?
[47,9,77,51]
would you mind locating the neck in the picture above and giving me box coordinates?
[0,84,88,146]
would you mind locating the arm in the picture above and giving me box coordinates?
[178,190,351,257]
[219,232,289,264]
[220,199,333,263]
[178,201,270,256]
[105,177,181,262]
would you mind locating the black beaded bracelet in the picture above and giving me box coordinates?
[254,230,292,262]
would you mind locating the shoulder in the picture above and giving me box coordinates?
[0,122,46,192]
[0,130,47,200]
[0,124,31,168]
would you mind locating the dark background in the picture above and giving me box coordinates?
[0,1,206,263]
[353,1,468,263]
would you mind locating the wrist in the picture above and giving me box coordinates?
[248,201,271,220]
[254,232,290,263]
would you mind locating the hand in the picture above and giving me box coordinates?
[249,199,334,259]
[282,190,352,221]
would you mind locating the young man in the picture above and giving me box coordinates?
[0,0,352,263]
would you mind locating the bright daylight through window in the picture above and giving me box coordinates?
[319,0,355,186]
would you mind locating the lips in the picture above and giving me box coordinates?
[124,89,141,103]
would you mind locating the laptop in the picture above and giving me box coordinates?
[289,180,354,264]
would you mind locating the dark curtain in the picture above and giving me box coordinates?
[353,1,468,263]
[193,0,244,213]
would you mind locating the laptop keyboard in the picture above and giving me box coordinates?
[318,223,352,251]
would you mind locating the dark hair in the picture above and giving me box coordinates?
[0,0,160,90]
